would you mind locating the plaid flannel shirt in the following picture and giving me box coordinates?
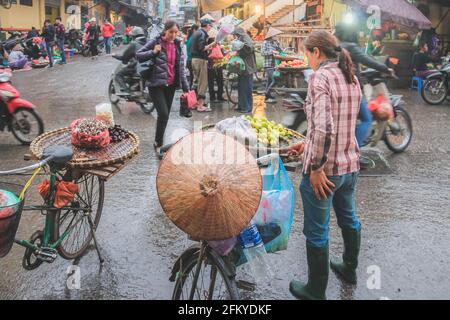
[302,61,362,176]
[262,39,282,69]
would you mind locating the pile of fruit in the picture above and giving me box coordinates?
[71,118,110,149]
[278,59,308,68]
[245,116,293,147]
[108,124,130,143]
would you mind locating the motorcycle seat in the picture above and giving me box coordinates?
[360,69,380,78]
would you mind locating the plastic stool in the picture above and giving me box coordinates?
[411,76,423,91]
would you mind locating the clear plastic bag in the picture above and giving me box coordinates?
[215,116,257,146]
[95,103,115,128]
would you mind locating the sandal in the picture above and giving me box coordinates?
[197,105,212,112]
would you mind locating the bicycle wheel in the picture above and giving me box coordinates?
[53,174,104,260]
[172,245,240,300]
[225,76,239,106]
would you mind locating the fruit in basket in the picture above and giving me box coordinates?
[108,124,130,142]
[245,116,293,147]
[71,118,111,149]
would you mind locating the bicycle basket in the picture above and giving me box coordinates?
[0,182,24,258]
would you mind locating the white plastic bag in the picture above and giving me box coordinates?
[215,116,257,146]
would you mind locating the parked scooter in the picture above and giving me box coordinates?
[0,68,44,144]
[66,28,83,53]
[421,60,450,105]
[108,55,154,114]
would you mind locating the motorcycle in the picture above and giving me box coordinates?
[1,32,23,54]
[112,32,124,47]
[283,68,413,153]
[65,28,83,53]
[0,67,44,144]
[421,60,450,105]
[108,56,155,114]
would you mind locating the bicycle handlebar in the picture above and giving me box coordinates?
[0,156,53,176]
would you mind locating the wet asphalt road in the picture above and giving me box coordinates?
[0,53,450,300]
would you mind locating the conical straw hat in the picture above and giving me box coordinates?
[265,27,283,40]
[201,13,215,22]
[156,131,262,241]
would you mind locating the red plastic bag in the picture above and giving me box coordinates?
[368,94,394,121]
[181,91,198,110]
[208,44,224,60]
[38,180,79,209]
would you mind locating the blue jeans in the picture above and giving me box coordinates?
[238,73,253,112]
[104,37,112,54]
[46,42,54,66]
[58,38,66,63]
[300,172,361,248]
[355,97,372,147]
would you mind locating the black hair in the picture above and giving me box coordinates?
[305,30,356,84]
[164,20,179,31]
[188,24,199,38]
[56,17,62,21]
[419,41,427,49]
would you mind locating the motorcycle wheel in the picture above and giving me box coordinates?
[384,106,413,153]
[108,79,120,105]
[11,108,44,145]
[421,78,448,105]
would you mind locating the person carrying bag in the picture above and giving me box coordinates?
[136,20,190,153]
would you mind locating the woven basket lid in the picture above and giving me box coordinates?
[156,131,262,241]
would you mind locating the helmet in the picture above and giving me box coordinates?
[130,26,145,38]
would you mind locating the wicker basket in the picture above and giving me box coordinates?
[201,123,305,159]
[30,127,140,169]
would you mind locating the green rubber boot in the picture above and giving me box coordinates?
[330,227,361,285]
[289,243,329,300]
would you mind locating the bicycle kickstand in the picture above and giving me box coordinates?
[87,214,105,265]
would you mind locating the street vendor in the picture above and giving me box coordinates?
[262,27,283,103]
[288,30,362,300]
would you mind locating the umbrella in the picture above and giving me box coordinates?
[342,0,431,30]
[156,131,262,241]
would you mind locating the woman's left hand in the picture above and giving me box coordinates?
[310,169,335,200]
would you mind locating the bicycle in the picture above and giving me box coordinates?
[169,153,287,300]
[0,145,105,269]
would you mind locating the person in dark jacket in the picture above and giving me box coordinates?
[190,18,214,111]
[27,27,38,39]
[232,27,257,114]
[185,24,199,89]
[113,27,147,96]
[335,23,394,169]
[136,20,189,153]
[41,19,55,67]
[411,42,439,78]
[55,17,66,64]
[87,18,100,59]
[207,37,225,102]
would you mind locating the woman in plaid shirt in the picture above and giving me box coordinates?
[289,30,362,300]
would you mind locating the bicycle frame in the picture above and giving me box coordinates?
[12,166,91,255]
